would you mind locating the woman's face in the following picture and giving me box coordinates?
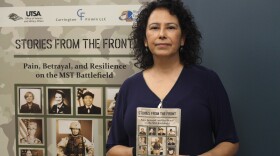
[71,128,80,136]
[27,127,36,136]
[168,149,174,155]
[26,150,32,156]
[25,93,34,103]
[145,8,184,59]
[83,95,93,106]
[55,93,63,104]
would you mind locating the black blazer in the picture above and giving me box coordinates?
[78,105,101,114]
[49,103,71,114]
[20,103,42,113]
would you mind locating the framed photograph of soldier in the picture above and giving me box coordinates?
[19,148,44,156]
[138,126,147,135]
[148,127,157,135]
[167,137,176,146]
[53,118,103,156]
[18,117,44,145]
[18,87,43,114]
[76,87,103,115]
[138,145,148,155]
[105,87,119,116]
[167,147,176,156]
[148,136,166,155]
[167,127,177,136]
[158,127,166,136]
[46,87,72,115]
[56,119,94,156]
[138,136,147,145]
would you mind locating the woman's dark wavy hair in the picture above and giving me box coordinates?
[130,0,202,69]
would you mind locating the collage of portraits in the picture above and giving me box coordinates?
[137,126,178,156]
[15,85,119,156]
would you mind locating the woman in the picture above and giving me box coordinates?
[78,91,101,114]
[20,91,41,113]
[106,0,239,155]
[49,90,71,114]
[20,122,42,144]
[25,150,33,156]
[139,136,147,145]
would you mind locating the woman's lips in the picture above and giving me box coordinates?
[155,43,171,48]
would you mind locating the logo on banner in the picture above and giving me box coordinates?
[77,9,85,21]
[8,13,23,21]
[20,10,44,23]
[119,10,138,22]
[56,8,106,23]
[26,11,41,16]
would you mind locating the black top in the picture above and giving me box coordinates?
[20,103,42,113]
[78,105,101,114]
[106,65,239,155]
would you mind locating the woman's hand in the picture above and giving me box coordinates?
[107,145,134,156]
[200,142,239,156]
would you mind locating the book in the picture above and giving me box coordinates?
[136,107,181,156]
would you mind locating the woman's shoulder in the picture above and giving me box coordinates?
[117,71,144,95]
[121,71,143,86]
[186,64,220,78]
[187,64,215,74]
[184,65,223,86]
[125,71,143,81]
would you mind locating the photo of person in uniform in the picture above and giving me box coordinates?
[78,91,101,114]
[49,89,71,114]
[167,147,176,156]
[26,150,32,156]
[151,138,162,155]
[20,120,43,145]
[138,146,147,155]
[139,127,147,135]
[167,127,176,136]
[167,137,176,146]
[157,127,166,136]
[20,91,42,114]
[20,149,44,156]
[148,127,156,135]
[139,136,147,145]
[76,87,102,115]
[57,121,94,156]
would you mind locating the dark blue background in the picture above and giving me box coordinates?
[183,0,280,155]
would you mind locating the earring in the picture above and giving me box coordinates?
[179,46,183,54]
[145,47,149,53]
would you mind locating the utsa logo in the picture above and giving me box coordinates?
[26,11,41,16]
[8,13,23,21]
[119,11,133,22]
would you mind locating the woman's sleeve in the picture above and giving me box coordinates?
[106,81,130,152]
[208,71,239,145]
